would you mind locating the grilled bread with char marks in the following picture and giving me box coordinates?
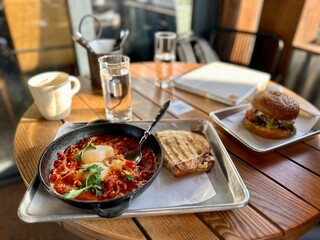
[156,130,215,177]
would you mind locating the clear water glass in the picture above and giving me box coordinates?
[98,55,132,122]
[154,31,177,88]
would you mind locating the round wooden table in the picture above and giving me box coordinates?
[14,62,320,239]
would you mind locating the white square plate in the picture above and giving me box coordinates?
[210,104,320,152]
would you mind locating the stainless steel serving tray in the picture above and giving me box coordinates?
[18,119,249,223]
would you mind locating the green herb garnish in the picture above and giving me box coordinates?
[64,164,104,199]
[75,138,96,162]
[124,173,135,182]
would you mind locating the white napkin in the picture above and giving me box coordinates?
[129,168,215,209]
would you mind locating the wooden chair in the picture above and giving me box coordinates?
[3,0,75,74]
[209,28,284,81]
[0,39,14,121]
[0,76,14,121]
[176,36,220,64]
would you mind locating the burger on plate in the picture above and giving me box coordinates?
[243,90,300,139]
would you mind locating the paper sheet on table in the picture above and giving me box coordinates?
[54,122,216,209]
[222,110,319,150]
[129,168,215,209]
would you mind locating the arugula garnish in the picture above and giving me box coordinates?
[64,164,104,199]
[124,173,135,182]
[75,138,96,162]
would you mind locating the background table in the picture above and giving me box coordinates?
[14,62,320,239]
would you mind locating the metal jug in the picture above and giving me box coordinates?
[73,15,128,89]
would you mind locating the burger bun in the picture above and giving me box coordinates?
[251,90,299,121]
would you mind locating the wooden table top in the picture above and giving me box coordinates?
[14,62,320,239]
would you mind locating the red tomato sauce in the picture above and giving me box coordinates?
[50,135,157,201]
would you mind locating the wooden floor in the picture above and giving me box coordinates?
[0,180,82,240]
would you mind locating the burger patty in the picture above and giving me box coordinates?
[245,107,296,132]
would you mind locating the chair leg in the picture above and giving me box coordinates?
[0,79,15,121]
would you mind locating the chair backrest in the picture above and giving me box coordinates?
[176,36,220,64]
[209,28,284,79]
[3,0,75,73]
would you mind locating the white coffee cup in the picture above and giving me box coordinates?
[28,71,81,120]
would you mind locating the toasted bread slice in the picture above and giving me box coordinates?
[156,130,215,177]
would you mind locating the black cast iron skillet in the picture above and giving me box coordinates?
[38,122,163,218]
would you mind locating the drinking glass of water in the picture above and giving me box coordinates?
[98,55,132,122]
[154,31,177,88]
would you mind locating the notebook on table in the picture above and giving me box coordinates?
[174,62,270,105]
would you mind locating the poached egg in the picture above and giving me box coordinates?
[81,145,115,164]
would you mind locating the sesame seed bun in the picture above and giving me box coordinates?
[251,90,300,121]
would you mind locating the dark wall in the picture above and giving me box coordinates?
[121,2,176,62]
[191,0,220,41]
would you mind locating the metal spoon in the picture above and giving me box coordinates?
[113,29,129,51]
[123,100,171,164]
